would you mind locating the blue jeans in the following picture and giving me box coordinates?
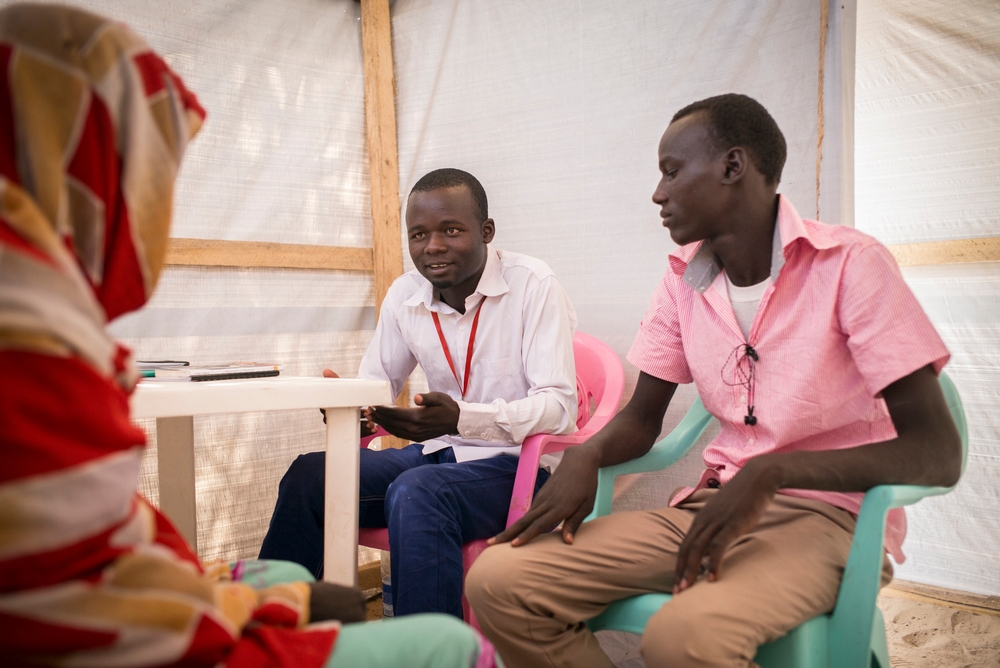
[258,443,549,618]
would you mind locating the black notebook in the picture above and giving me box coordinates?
[152,363,283,382]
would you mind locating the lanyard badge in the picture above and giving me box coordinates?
[432,303,483,399]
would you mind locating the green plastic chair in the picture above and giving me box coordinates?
[585,373,968,668]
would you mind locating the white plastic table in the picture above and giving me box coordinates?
[130,376,391,585]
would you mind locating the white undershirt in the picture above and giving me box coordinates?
[725,273,771,340]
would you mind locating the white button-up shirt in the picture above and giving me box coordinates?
[358,248,578,463]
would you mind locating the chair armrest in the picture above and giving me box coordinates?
[828,482,953,668]
[862,483,954,512]
[505,429,594,527]
[836,483,952,603]
[585,398,713,521]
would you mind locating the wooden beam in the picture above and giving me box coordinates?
[815,0,829,220]
[359,0,404,314]
[360,0,409,447]
[888,236,1000,267]
[165,238,373,271]
[883,579,1000,616]
[162,236,1000,272]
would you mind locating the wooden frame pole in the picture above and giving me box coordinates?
[360,0,409,448]
[360,0,403,314]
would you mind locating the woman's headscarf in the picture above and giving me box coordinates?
[0,8,342,666]
[0,2,205,380]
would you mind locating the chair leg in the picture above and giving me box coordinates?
[463,594,480,630]
[870,607,890,668]
[462,539,490,630]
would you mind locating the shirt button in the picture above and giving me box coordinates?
[480,432,487,438]
[739,395,747,404]
[459,325,466,331]
[748,437,756,446]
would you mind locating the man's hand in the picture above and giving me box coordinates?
[319,369,377,435]
[671,364,962,594]
[491,372,679,548]
[307,581,366,624]
[368,392,460,442]
[490,443,602,547]
[672,459,781,594]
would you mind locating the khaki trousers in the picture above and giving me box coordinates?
[466,490,892,668]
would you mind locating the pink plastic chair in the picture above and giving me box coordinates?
[358,331,625,626]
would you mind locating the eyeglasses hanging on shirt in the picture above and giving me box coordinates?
[432,303,483,399]
[722,343,759,426]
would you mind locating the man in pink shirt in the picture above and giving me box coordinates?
[465,94,963,668]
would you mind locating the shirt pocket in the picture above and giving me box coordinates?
[481,356,523,398]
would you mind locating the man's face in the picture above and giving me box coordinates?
[652,113,729,246]
[406,185,495,290]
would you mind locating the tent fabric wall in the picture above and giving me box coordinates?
[74,0,374,247]
[392,1,827,369]
[15,0,995,601]
[855,0,1000,596]
[390,2,833,658]
[390,0,831,553]
[34,0,378,563]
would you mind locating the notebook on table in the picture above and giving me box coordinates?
[151,363,283,382]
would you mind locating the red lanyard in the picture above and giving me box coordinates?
[431,303,483,399]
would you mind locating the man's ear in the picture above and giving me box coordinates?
[720,147,748,185]
[481,218,496,243]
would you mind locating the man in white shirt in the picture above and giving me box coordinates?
[259,168,578,618]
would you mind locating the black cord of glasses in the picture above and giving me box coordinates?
[722,343,759,426]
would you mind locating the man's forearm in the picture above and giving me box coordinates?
[586,372,679,468]
[750,434,960,494]
[457,389,576,445]
[583,406,664,468]
[747,365,962,493]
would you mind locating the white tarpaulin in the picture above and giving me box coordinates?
[390,0,839,485]
[855,0,1000,596]
[19,0,997,603]
[42,0,376,563]
[389,1,835,659]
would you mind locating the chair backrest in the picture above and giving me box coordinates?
[939,371,969,475]
[826,371,968,668]
[586,371,971,666]
[571,331,625,433]
[502,332,623,528]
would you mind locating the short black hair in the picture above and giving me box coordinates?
[410,168,489,222]
[671,94,787,185]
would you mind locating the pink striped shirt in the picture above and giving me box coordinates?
[627,195,949,562]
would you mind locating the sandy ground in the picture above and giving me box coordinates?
[879,585,1000,668]
[594,582,1000,668]
[360,563,1000,667]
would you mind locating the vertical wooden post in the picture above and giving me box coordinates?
[360,0,409,448]
[360,0,403,314]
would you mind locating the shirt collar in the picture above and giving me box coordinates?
[403,247,508,312]
[670,195,838,293]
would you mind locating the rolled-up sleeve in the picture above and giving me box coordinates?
[838,243,950,397]
[456,275,578,445]
[627,270,693,384]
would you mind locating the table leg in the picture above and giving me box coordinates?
[156,416,197,553]
[323,407,360,585]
